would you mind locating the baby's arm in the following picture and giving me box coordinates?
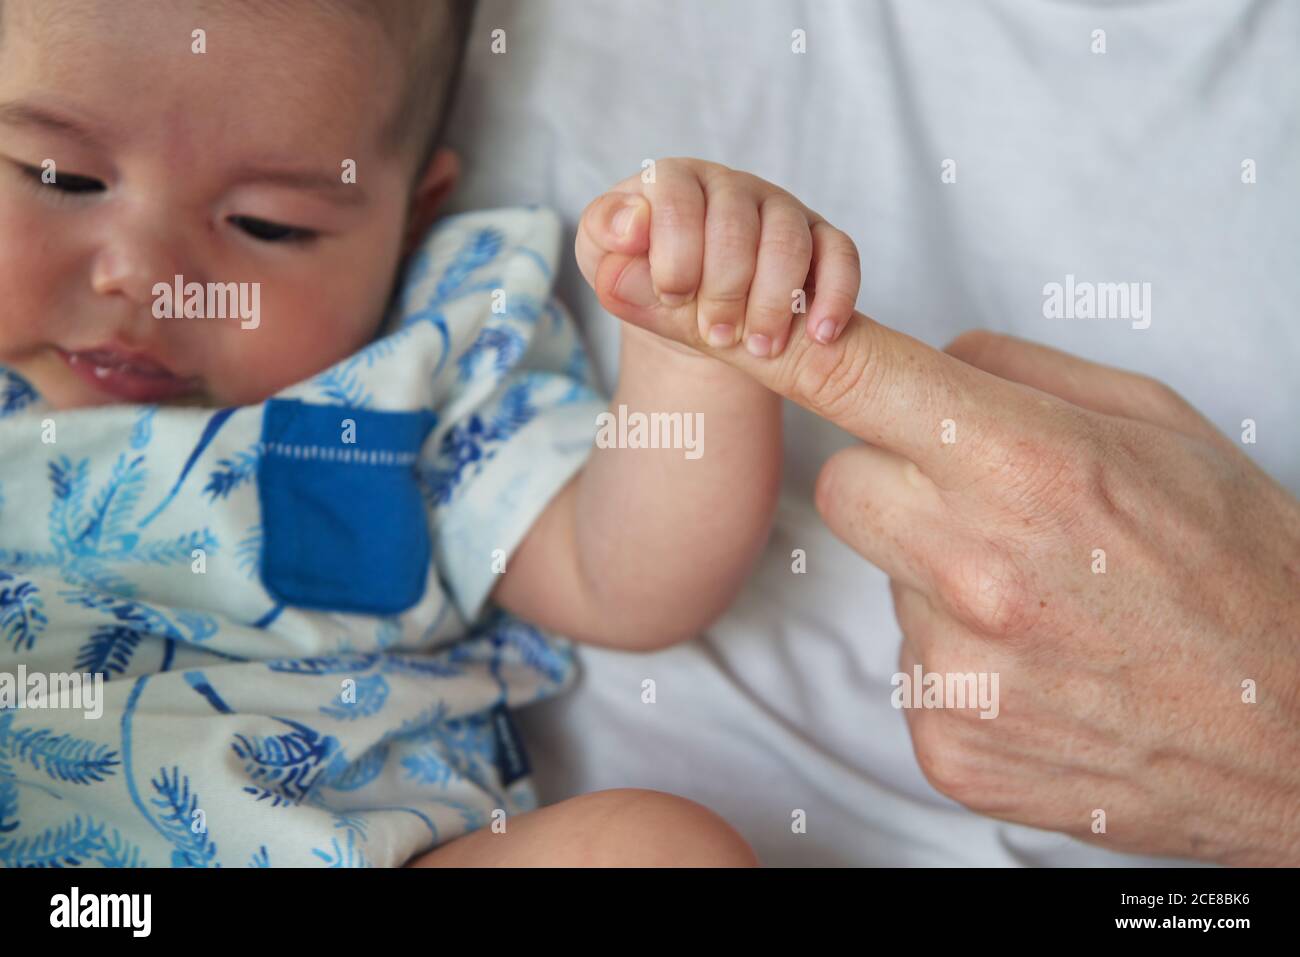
[491,159,859,650]
[494,326,781,650]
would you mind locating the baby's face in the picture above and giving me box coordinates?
[0,0,453,409]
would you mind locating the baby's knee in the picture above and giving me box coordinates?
[571,788,758,867]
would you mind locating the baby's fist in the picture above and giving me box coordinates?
[576,158,860,358]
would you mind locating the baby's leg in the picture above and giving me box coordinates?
[408,788,757,867]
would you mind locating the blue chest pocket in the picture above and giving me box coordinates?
[258,399,438,616]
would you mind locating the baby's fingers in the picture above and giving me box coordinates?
[697,185,760,347]
[743,197,813,357]
[645,161,706,307]
[575,192,650,292]
[805,222,861,344]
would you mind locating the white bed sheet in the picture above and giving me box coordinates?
[442,0,1299,865]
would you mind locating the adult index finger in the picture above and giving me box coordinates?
[690,307,1054,490]
[774,311,1058,488]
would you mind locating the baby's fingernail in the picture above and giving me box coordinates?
[813,318,838,344]
[612,258,659,308]
[611,198,639,237]
[745,334,772,357]
[706,324,736,347]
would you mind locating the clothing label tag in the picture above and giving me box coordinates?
[489,702,531,787]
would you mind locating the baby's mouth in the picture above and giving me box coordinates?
[58,347,201,403]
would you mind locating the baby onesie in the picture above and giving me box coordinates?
[0,206,605,867]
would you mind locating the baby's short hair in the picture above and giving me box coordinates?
[349,0,478,174]
[0,0,478,176]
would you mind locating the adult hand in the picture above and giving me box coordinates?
[588,232,1300,862]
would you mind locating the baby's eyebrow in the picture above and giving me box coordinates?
[230,165,369,207]
[0,101,106,147]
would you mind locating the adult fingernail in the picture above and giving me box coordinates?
[814,319,838,344]
[707,324,736,347]
[745,334,772,357]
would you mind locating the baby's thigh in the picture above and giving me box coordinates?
[408,788,757,867]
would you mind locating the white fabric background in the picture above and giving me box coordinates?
[442,0,1299,865]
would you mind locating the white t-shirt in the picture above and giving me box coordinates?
[443,0,1298,865]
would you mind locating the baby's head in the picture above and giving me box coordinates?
[0,0,475,409]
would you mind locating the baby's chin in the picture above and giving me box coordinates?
[45,381,218,412]
[61,383,251,411]
[152,392,220,410]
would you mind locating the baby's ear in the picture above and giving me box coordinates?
[403,148,461,254]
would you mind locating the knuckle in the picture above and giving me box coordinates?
[698,293,749,329]
[1074,420,1152,532]
[1138,375,1190,417]
[746,295,795,328]
[704,209,760,259]
[938,543,1039,638]
[655,156,691,176]
[759,221,813,261]
[1044,420,1114,514]
[650,197,694,230]
[700,287,750,308]
[707,210,758,246]
[912,724,978,800]
[694,158,735,184]
[1081,426,1133,520]
[982,411,1098,522]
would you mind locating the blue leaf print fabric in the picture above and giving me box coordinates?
[0,206,606,867]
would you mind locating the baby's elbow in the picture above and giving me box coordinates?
[616,594,737,653]
[618,623,700,654]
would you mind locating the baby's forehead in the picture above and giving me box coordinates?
[1,0,406,161]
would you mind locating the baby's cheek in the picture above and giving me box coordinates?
[204,294,382,405]
[0,215,60,360]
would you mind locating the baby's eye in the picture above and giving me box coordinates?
[229,215,317,244]
[21,163,105,194]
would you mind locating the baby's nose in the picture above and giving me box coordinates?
[89,223,189,308]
